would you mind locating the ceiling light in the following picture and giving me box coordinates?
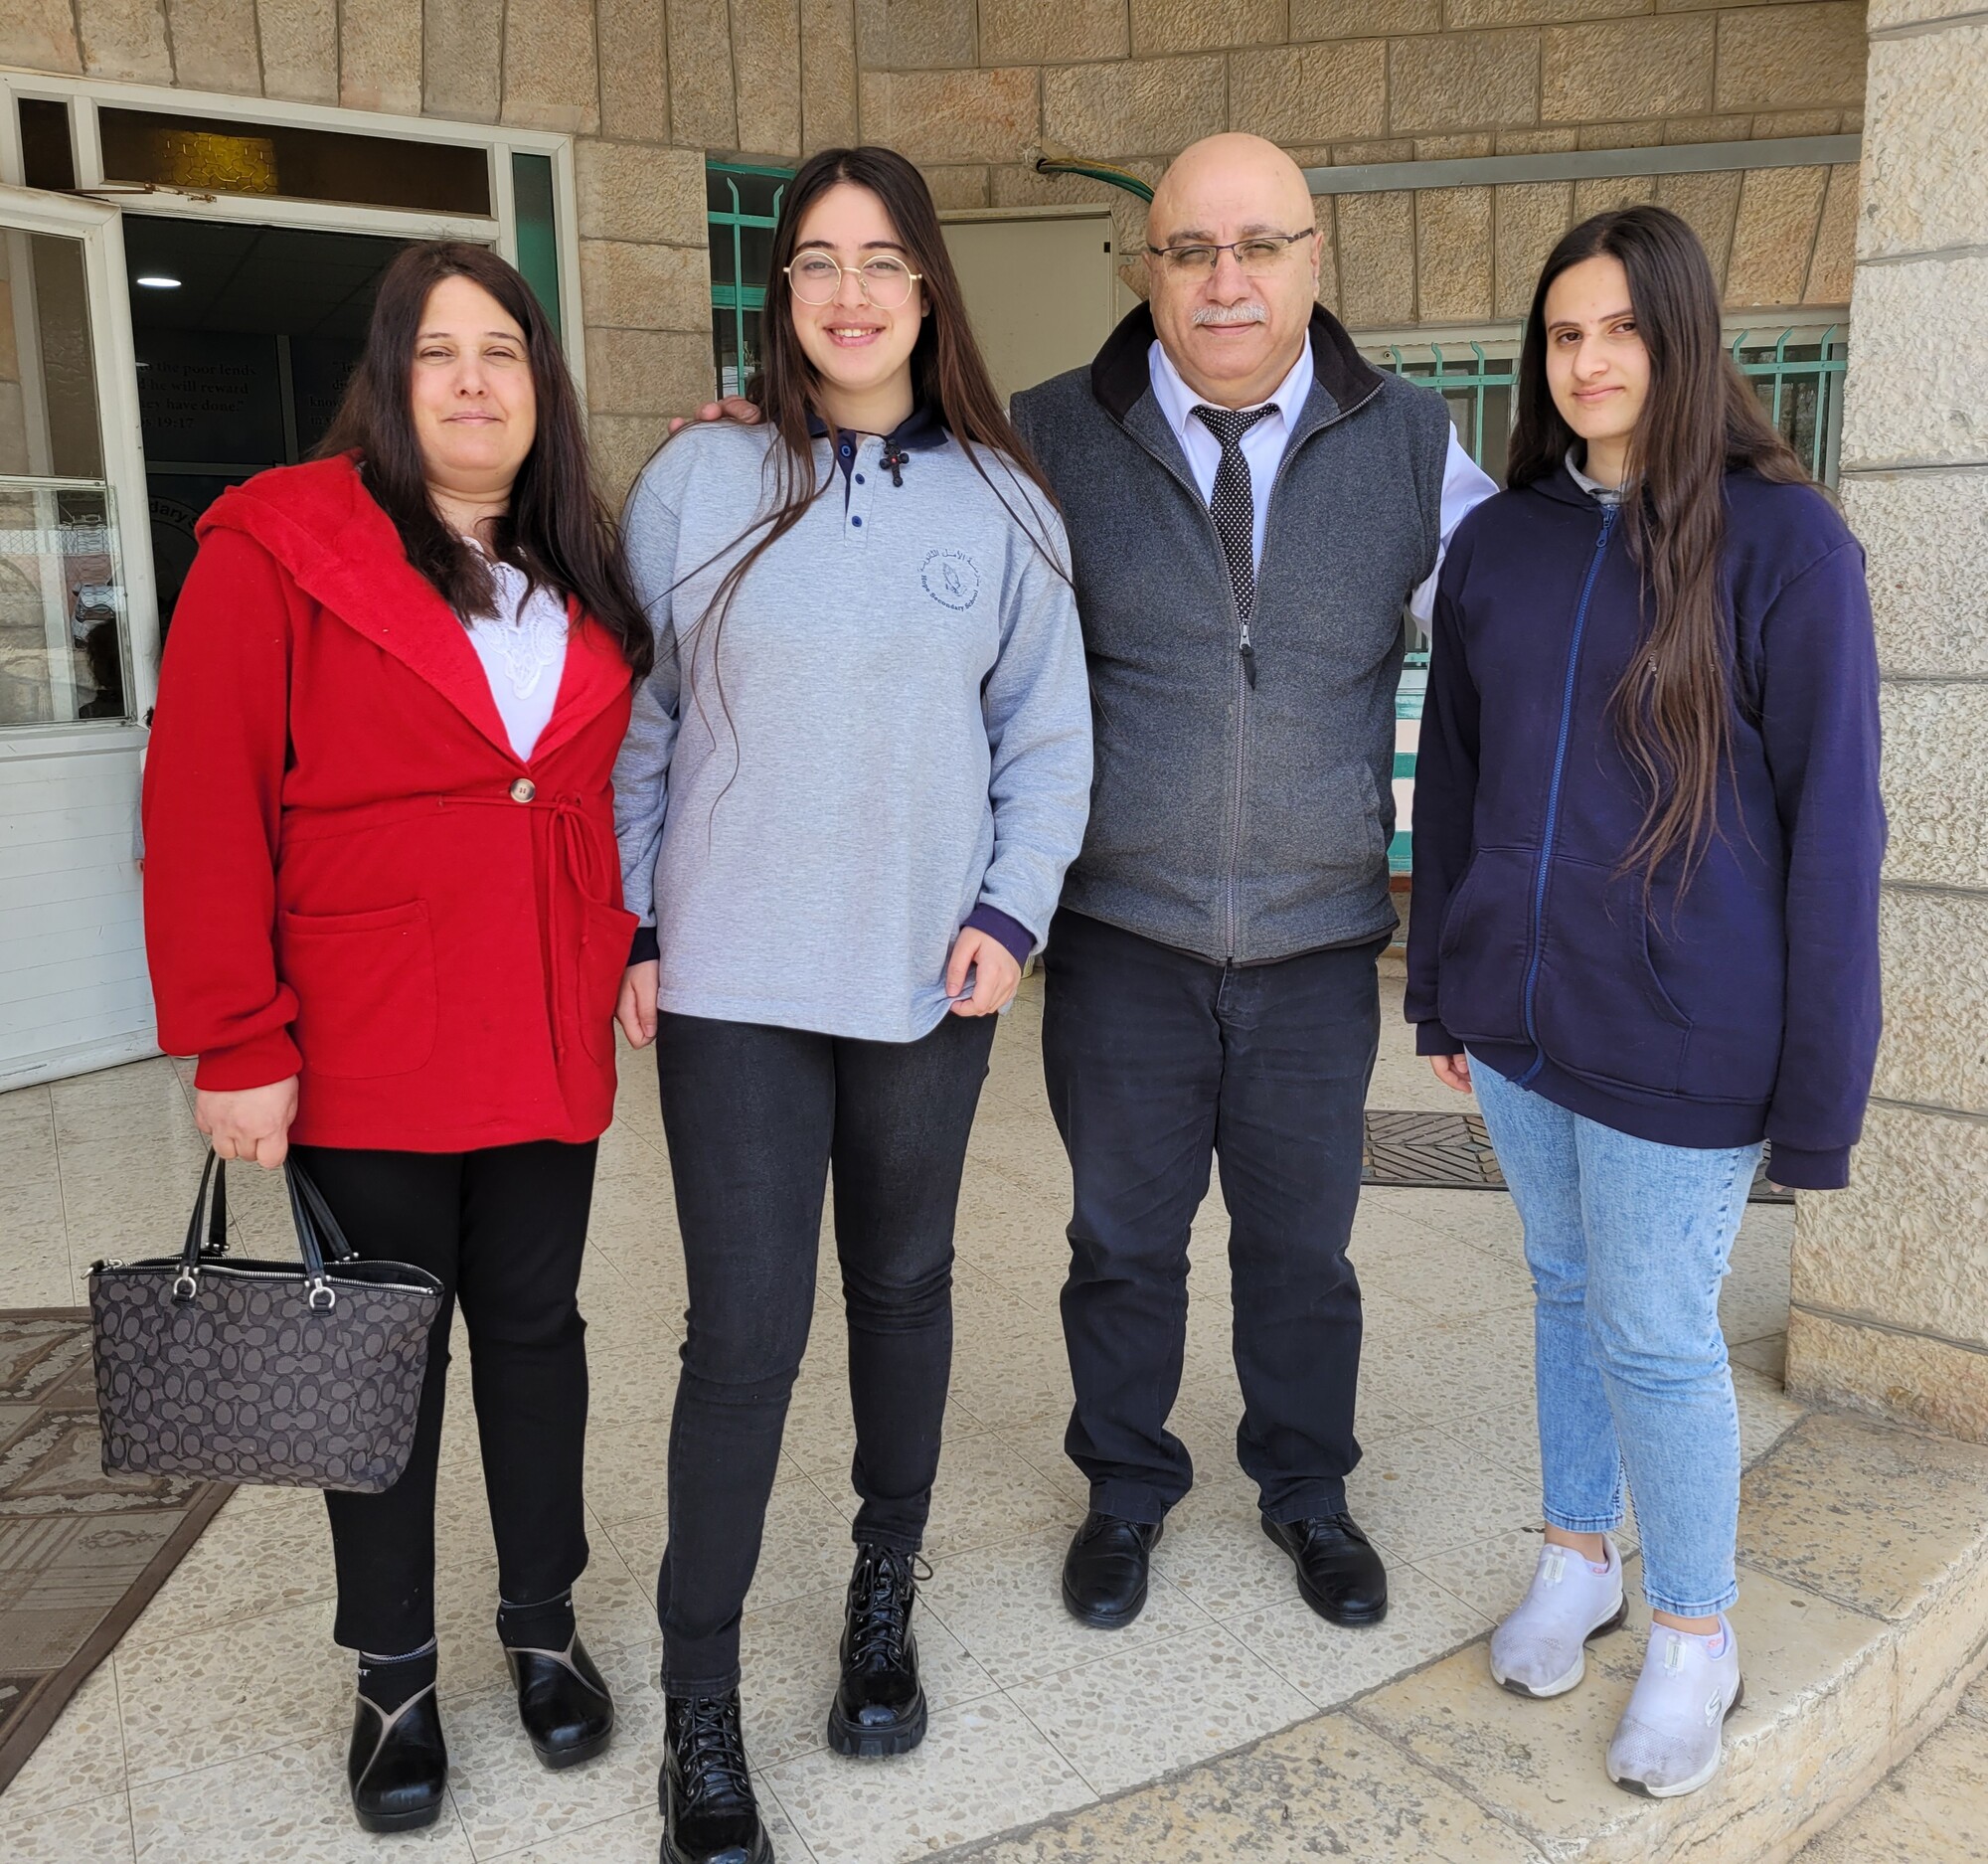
[134,274,181,289]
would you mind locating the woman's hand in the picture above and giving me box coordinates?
[1429,1053,1473,1093]
[668,396,760,435]
[946,929,1022,1017]
[617,960,661,1049]
[196,1078,299,1168]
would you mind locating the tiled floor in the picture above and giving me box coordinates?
[0,969,1804,1863]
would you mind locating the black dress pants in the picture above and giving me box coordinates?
[653,1010,996,1696]
[291,1139,599,1656]
[1040,909,1383,1526]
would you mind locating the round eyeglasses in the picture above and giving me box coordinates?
[785,253,921,310]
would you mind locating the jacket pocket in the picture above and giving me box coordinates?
[278,901,437,1081]
[1533,860,1692,1096]
[1432,847,1534,1048]
[579,900,640,1066]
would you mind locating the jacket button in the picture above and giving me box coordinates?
[510,777,536,803]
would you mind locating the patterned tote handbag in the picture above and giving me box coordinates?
[89,1151,444,1492]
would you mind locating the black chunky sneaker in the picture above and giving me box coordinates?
[347,1648,446,1833]
[827,1543,929,1758]
[660,1690,773,1864]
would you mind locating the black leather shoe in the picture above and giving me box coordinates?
[506,1633,614,1770]
[660,1690,773,1864]
[1262,1512,1389,1625]
[348,1683,446,1833]
[828,1543,928,1757]
[1062,1511,1163,1628]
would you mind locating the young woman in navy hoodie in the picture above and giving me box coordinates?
[1407,205,1883,1799]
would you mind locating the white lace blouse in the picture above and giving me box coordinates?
[464,550,570,762]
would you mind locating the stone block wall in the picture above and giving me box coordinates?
[1,1,1874,491]
[1786,0,1988,1441]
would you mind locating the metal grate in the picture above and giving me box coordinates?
[1362,1109,1791,1203]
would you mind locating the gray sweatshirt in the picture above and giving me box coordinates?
[613,418,1092,1044]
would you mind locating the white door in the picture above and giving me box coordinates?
[940,213,1124,408]
[0,183,161,1090]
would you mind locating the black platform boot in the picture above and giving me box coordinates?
[660,1690,773,1864]
[827,1543,928,1758]
[348,1644,447,1833]
[499,1592,614,1769]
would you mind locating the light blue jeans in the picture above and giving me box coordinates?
[1471,1059,1760,1617]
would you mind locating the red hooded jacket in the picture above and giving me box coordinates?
[141,454,637,1152]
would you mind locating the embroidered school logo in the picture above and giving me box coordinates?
[921,550,980,610]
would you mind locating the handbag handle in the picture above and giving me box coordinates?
[173,1149,231,1292]
[284,1160,360,1269]
[171,1150,357,1309]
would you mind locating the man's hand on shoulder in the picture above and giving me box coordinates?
[667,397,761,435]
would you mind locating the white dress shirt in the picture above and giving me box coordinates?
[1145,336,1497,627]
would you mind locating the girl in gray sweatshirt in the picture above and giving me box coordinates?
[611,147,1089,1864]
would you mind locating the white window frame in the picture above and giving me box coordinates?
[0,179,158,740]
[0,69,584,387]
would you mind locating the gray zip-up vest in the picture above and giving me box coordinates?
[1011,304,1454,964]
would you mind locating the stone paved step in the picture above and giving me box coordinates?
[1794,1675,1988,1863]
[942,1410,1988,1864]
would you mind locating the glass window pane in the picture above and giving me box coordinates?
[511,152,562,342]
[19,99,77,192]
[99,108,491,216]
[0,233,103,482]
[712,306,761,400]
[0,484,129,729]
[0,229,129,728]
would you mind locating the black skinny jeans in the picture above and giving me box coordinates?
[653,1010,996,1696]
[291,1140,599,1656]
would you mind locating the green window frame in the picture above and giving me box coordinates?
[707,158,794,398]
[1731,326,1847,485]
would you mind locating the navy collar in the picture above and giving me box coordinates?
[805,401,947,451]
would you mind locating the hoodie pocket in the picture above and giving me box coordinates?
[1532,860,1692,1096]
[278,900,437,1080]
[1432,847,1533,1049]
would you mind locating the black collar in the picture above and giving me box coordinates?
[1088,301,1386,427]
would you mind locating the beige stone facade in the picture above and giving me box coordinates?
[1787,0,1988,1444]
[1,0,1870,491]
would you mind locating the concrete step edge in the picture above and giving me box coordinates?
[938,1408,1988,1864]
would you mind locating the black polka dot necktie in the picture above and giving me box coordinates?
[1192,402,1279,683]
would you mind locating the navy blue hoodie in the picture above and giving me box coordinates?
[1405,461,1884,1190]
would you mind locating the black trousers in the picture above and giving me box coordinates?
[653,1010,996,1696]
[291,1139,599,1655]
[1040,909,1383,1525]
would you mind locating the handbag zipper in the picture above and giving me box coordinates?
[96,1260,437,1297]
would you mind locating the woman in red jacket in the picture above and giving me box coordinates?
[141,243,648,1832]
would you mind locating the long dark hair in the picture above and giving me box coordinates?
[1507,205,1806,888]
[670,146,1067,780]
[319,241,651,675]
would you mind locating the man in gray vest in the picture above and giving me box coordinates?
[1009,132,1494,1629]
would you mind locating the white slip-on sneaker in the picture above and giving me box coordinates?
[1606,1615,1744,1798]
[1489,1536,1627,1699]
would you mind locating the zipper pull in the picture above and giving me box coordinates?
[1240,621,1257,687]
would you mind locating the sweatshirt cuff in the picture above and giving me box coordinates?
[1414,1020,1465,1057]
[964,904,1035,968]
[1764,1142,1849,1192]
[627,924,659,966]
[192,1028,302,1093]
